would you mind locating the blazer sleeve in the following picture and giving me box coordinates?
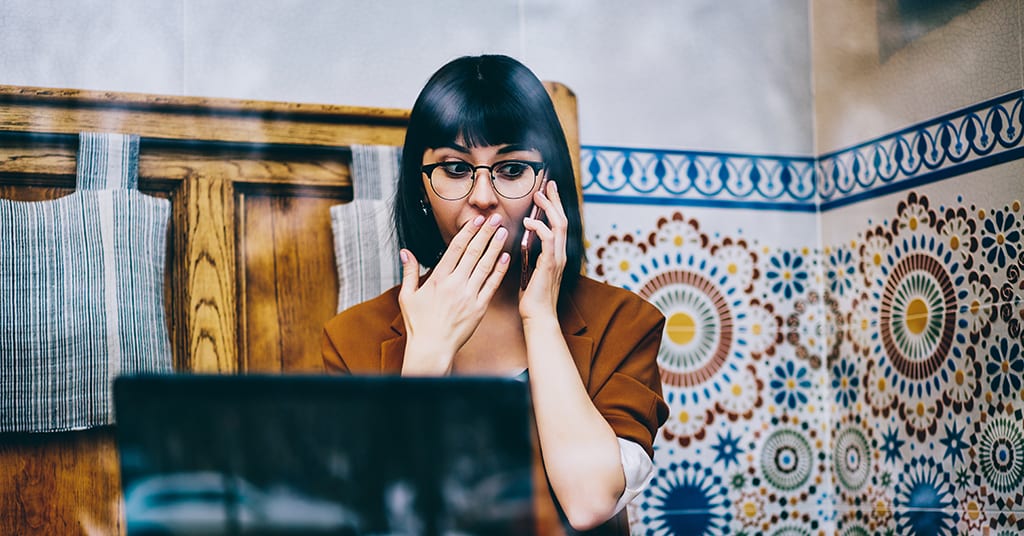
[589,296,669,459]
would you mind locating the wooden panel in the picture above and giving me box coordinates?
[238,192,343,373]
[172,175,238,373]
[0,429,123,534]
[0,184,75,201]
[0,87,409,148]
[543,81,582,204]
[0,141,353,189]
[0,85,410,119]
[0,103,404,147]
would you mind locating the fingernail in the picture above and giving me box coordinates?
[473,215,485,226]
[551,181,558,192]
[399,249,409,264]
[495,227,508,240]
[499,252,510,264]
[488,214,502,226]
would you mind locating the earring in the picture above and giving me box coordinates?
[420,199,431,216]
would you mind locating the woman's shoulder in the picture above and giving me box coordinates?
[324,284,402,337]
[568,276,665,328]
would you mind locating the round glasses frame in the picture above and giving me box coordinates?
[421,160,546,201]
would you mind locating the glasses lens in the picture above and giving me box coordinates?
[429,162,474,200]
[492,161,538,199]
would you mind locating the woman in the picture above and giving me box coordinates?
[322,55,667,534]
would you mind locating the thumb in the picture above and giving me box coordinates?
[399,249,420,297]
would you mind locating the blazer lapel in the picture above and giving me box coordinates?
[559,294,594,385]
[380,312,406,374]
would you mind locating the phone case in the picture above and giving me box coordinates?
[520,177,549,290]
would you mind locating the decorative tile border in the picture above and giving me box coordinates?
[818,90,1024,210]
[581,146,818,212]
[581,90,1024,212]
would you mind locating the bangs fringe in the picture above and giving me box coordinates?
[425,85,541,150]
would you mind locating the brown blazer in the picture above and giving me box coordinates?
[321,275,669,534]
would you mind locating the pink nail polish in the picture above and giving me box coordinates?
[473,215,485,226]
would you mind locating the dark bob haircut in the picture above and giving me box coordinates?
[394,54,584,293]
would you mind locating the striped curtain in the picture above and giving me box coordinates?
[0,132,172,433]
[330,145,403,313]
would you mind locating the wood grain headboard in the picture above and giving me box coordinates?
[0,83,580,534]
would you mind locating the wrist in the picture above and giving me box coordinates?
[401,339,455,376]
[519,297,558,324]
[522,312,560,335]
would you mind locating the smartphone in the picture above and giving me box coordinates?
[520,174,550,290]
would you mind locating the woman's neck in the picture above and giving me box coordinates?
[494,265,525,306]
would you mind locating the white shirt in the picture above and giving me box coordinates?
[614,438,655,513]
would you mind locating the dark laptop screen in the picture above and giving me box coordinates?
[114,375,535,536]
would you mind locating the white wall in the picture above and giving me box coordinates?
[0,0,813,155]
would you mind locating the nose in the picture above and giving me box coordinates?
[466,168,499,209]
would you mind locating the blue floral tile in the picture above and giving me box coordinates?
[891,509,961,536]
[966,403,1024,513]
[967,303,1024,409]
[630,457,733,535]
[630,513,730,536]
[891,456,960,535]
[835,505,896,536]
[940,198,1024,302]
[832,413,874,510]
[769,359,816,412]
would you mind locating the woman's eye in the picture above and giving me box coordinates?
[440,162,472,177]
[495,162,528,179]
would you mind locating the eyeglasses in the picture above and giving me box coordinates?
[421,160,546,200]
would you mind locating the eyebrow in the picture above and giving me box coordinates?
[497,144,534,154]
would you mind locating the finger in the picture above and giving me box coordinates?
[467,226,509,290]
[545,183,568,255]
[545,178,560,203]
[452,213,503,278]
[523,216,566,269]
[435,215,485,274]
[478,252,512,304]
[534,184,567,230]
[522,218,555,248]
[398,249,420,300]
[533,183,568,261]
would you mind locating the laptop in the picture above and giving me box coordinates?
[113,374,536,536]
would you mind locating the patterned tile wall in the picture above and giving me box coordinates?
[585,203,829,535]
[584,91,1024,535]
